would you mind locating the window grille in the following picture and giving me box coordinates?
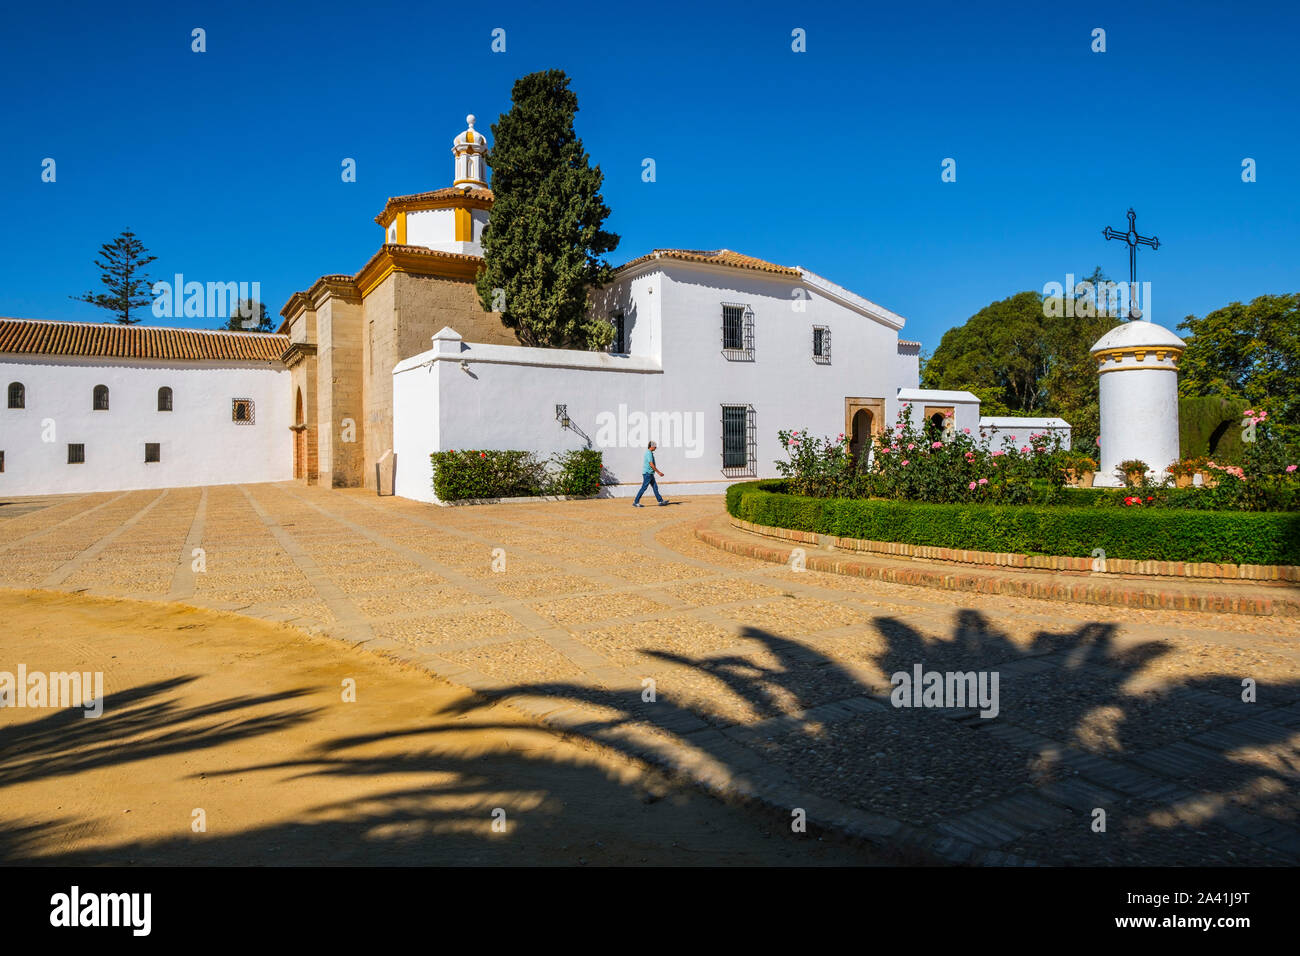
[609,311,626,354]
[721,404,756,476]
[145,442,161,463]
[813,326,831,364]
[93,385,109,411]
[232,398,255,424]
[7,382,24,408]
[157,386,173,411]
[721,303,754,361]
[67,443,85,464]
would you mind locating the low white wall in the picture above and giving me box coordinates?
[0,356,291,495]
[978,420,1073,453]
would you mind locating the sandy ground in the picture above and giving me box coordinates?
[0,588,887,866]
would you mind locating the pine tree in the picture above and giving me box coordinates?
[476,70,620,349]
[70,230,158,324]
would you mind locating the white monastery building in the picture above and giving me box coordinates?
[1,115,1059,502]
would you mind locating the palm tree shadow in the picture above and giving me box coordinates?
[430,608,1300,865]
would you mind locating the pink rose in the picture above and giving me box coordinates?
[978,478,988,485]
[1287,465,1297,473]
[932,441,943,449]
[907,443,916,450]
[902,459,910,466]
[968,481,976,490]
[962,427,971,434]
[1020,446,1030,454]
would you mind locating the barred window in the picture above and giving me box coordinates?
[609,310,626,354]
[721,303,754,360]
[93,385,109,411]
[145,442,161,463]
[0,450,5,473]
[67,443,85,464]
[157,386,173,411]
[232,398,254,424]
[721,404,756,476]
[813,326,831,363]
[7,382,24,408]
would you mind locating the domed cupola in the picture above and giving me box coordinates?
[452,115,489,188]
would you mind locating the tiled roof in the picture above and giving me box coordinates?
[0,317,289,362]
[618,248,800,277]
[374,186,494,225]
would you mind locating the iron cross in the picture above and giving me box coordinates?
[1103,208,1159,319]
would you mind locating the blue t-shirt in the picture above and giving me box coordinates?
[642,449,655,474]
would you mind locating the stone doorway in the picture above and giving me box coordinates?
[845,397,885,466]
[293,388,306,480]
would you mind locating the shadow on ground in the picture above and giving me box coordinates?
[3,611,1296,866]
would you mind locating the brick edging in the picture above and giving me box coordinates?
[696,520,1298,618]
[729,515,1300,583]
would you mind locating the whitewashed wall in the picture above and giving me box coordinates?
[0,356,291,495]
[977,418,1073,454]
[393,260,920,502]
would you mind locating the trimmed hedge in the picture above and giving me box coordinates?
[726,481,1300,566]
[432,449,602,501]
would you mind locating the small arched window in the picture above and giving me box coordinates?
[7,382,25,409]
[158,386,173,412]
[93,385,110,411]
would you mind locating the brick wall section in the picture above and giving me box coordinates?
[728,515,1300,582]
[362,274,397,490]
[315,297,365,487]
[360,271,516,489]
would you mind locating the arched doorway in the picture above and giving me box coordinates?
[293,388,305,479]
[850,408,874,466]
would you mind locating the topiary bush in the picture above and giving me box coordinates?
[726,480,1300,565]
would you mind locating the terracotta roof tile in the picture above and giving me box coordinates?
[0,317,289,362]
[374,186,494,225]
[617,248,800,277]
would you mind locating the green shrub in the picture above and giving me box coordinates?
[432,448,604,501]
[726,481,1300,565]
[549,448,603,497]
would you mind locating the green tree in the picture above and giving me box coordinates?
[923,291,1052,412]
[1178,294,1300,444]
[476,69,620,350]
[70,230,158,324]
[218,299,273,332]
[923,276,1120,451]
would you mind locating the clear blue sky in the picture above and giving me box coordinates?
[1,0,1296,349]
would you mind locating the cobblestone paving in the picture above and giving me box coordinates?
[3,484,1299,865]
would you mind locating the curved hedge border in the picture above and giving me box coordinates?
[726,481,1300,566]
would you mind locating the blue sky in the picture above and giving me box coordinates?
[1,0,1296,349]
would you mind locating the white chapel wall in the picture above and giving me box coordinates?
[0,356,291,495]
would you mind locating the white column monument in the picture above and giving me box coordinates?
[1090,320,1186,486]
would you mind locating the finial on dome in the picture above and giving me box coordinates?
[466,114,475,129]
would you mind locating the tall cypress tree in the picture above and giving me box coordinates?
[71,229,158,324]
[476,70,620,349]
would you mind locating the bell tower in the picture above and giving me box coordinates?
[452,114,488,188]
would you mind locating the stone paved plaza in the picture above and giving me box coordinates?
[2,483,1299,865]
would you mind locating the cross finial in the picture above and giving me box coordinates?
[1103,207,1160,320]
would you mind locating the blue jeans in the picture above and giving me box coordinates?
[634,472,662,504]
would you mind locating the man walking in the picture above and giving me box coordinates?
[633,440,668,506]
